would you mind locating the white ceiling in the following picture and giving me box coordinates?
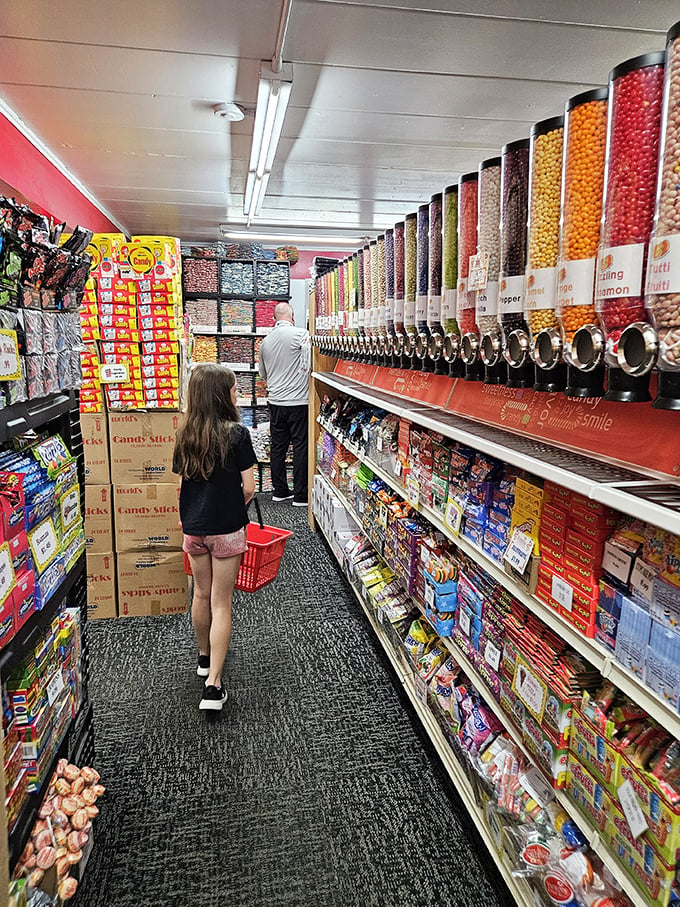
[1,0,677,242]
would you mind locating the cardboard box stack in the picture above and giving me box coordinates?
[83,409,187,618]
[109,411,187,618]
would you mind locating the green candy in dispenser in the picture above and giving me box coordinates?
[524,116,567,393]
[474,157,505,385]
[393,220,407,368]
[442,184,462,376]
[556,88,609,398]
[644,21,680,409]
[458,172,483,380]
[403,212,418,367]
[498,138,534,389]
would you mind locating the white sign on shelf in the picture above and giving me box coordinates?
[414,673,428,706]
[46,669,66,707]
[519,766,555,808]
[406,475,420,507]
[100,363,129,384]
[425,582,435,608]
[551,575,574,611]
[443,500,463,537]
[484,639,502,673]
[618,779,649,839]
[504,529,534,574]
[459,609,471,637]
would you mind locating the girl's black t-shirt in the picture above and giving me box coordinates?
[174,424,257,535]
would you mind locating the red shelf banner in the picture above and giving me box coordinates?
[334,360,680,478]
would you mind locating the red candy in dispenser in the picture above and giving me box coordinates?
[457,172,480,367]
[595,53,665,398]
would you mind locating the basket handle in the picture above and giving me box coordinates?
[248,495,265,530]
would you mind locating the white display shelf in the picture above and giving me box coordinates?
[316,413,680,742]
[317,472,649,907]
[315,517,536,907]
[313,370,680,538]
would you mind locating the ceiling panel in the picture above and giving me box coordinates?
[0,0,678,242]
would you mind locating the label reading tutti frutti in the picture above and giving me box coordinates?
[646,233,680,295]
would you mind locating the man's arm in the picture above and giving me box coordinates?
[258,345,267,381]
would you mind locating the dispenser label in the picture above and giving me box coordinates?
[457,278,475,312]
[498,275,525,315]
[378,306,387,329]
[645,233,680,295]
[442,288,457,320]
[596,243,645,300]
[394,297,404,323]
[358,308,365,327]
[556,258,595,308]
[525,267,558,311]
[477,281,498,318]
[385,298,395,325]
[416,294,428,322]
[427,294,442,324]
[404,300,416,327]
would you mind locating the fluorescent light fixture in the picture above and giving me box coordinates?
[244,62,293,222]
[222,229,368,247]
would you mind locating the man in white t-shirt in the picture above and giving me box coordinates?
[258,302,310,506]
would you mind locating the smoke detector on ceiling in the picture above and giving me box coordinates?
[213,102,246,122]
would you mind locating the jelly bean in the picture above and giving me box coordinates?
[404,212,418,333]
[598,56,664,356]
[221,299,254,328]
[645,26,680,369]
[416,204,429,333]
[476,159,501,337]
[457,173,479,336]
[558,90,608,343]
[393,222,405,337]
[429,193,442,300]
[370,239,379,326]
[527,121,564,338]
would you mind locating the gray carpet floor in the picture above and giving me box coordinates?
[73,496,510,907]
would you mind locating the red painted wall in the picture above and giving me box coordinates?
[0,111,119,232]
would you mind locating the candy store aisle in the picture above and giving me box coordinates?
[73,498,509,907]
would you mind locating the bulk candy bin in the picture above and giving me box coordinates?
[384,228,395,362]
[474,157,504,384]
[403,212,418,367]
[644,20,680,409]
[556,87,609,397]
[524,116,566,392]
[441,184,462,375]
[426,193,447,373]
[414,203,431,369]
[369,239,379,362]
[376,234,388,365]
[498,138,532,388]
[597,52,665,402]
[458,172,483,380]
[392,221,406,368]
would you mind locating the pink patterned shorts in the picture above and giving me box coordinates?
[182,527,248,558]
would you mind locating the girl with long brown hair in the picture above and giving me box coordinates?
[173,364,256,711]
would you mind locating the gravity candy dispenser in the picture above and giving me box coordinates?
[442,184,462,376]
[524,116,566,392]
[392,221,406,368]
[596,52,665,402]
[414,203,431,369]
[644,21,680,409]
[375,234,387,364]
[403,212,418,368]
[458,171,483,380]
[498,138,532,388]
[427,193,446,373]
[384,227,395,364]
[369,239,379,362]
[475,157,505,384]
[556,88,609,397]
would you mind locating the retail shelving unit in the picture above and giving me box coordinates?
[309,346,680,907]
[0,391,94,877]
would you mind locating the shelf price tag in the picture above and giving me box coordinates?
[0,330,21,381]
[519,766,555,808]
[28,518,59,573]
[0,543,16,606]
[405,475,420,507]
[377,606,384,625]
[46,669,65,707]
[459,609,471,637]
[414,673,428,706]
[551,575,574,612]
[443,500,463,537]
[630,558,655,604]
[618,779,648,838]
[100,363,129,384]
[504,529,533,574]
[484,639,502,673]
[376,435,384,452]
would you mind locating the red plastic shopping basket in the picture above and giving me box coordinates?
[183,497,292,593]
